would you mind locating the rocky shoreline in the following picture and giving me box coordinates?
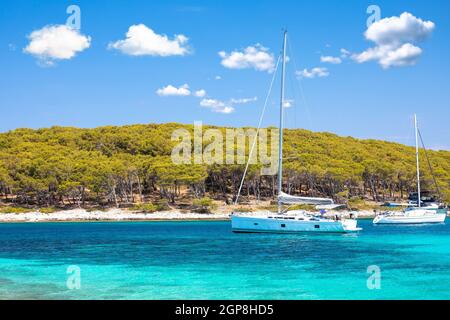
[0,208,381,223]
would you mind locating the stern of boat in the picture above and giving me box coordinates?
[341,219,362,232]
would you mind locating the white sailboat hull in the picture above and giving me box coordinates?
[373,212,446,224]
[231,214,361,233]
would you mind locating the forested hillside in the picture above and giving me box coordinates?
[0,123,449,208]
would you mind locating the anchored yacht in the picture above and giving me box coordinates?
[373,115,447,225]
[231,32,361,234]
[373,207,446,224]
[232,209,360,233]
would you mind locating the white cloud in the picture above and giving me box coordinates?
[24,25,91,64]
[194,89,206,98]
[230,97,257,104]
[364,12,434,46]
[108,24,190,56]
[215,75,222,80]
[200,99,224,108]
[296,67,329,79]
[156,85,207,98]
[320,55,342,64]
[200,98,234,114]
[353,12,434,69]
[157,84,191,96]
[217,106,234,114]
[353,43,422,68]
[219,44,275,72]
[340,48,351,58]
[199,96,258,114]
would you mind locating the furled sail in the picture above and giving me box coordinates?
[278,192,334,205]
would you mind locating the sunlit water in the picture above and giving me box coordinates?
[0,220,449,299]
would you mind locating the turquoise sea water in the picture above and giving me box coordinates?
[0,220,449,300]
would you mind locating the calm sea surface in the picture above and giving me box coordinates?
[0,220,449,299]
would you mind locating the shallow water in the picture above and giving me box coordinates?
[0,220,449,299]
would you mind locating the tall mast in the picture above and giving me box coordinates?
[414,114,421,208]
[277,31,287,213]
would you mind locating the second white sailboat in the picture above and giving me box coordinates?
[373,115,446,225]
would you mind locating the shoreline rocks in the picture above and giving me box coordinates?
[0,208,379,223]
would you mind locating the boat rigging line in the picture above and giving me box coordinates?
[234,54,282,205]
[418,128,443,202]
[286,34,313,130]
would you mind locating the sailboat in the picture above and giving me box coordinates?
[231,32,361,233]
[373,115,447,224]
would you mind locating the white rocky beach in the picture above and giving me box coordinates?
[0,208,231,222]
[0,208,379,223]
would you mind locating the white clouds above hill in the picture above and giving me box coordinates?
[219,45,275,72]
[109,24,190,56]
[24,25,91,65]
[296,67,329,78]
[320,55,342,64]
[352,12,434,69]
[157,84,191,96]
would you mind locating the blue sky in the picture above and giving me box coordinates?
[0,0,449,150]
